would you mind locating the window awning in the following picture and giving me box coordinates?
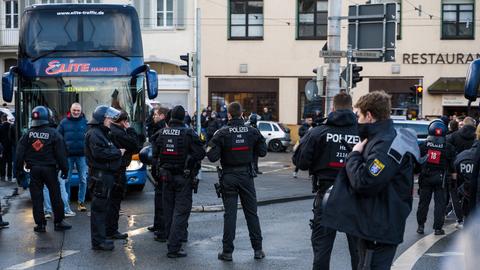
[428,77,465,94]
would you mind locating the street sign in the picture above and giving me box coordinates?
[352,51,383,59]
[320,51,347,58]
[340,66,348,83]
[324,58,341,64]
[348,3,397,62]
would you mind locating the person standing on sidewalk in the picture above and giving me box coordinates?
[207,102,267,261]
[15,106,72,233]
[0,113,13,182]
[106,111,140,240]
[293,114,313,179]
[294,92,359,270]
[152,105,205,258]
[57,103,88,212]
[85,105,124,251]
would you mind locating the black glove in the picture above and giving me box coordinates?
[61,171,68,180]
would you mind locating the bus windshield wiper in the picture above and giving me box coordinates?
[84,50,130,61]
[31,49,77,62]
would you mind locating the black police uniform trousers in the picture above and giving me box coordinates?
[90,170,115,246]
[312,186,358,270]
[163,174,192,253]
[357,239,397,270]
[222,167,262,253]
[29,166,65,225]
[105,169,127,236]
[417,183,446,230]
[152,164,166,238]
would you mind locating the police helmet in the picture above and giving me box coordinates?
[139,145,152,165]
[249,113,258,125]
[428,119,447,137]
[89,106,121,124]
[31,106,50,127]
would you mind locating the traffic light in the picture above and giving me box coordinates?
[180,53,190,77]
[416,85,423,97]
[351,64,363,88]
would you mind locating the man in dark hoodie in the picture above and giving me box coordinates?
[293,115,313,178]
[446,116,476,226]
[57,103,88,211]
[294,92,359,270]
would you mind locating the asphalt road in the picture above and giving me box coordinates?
[0,152,472,270]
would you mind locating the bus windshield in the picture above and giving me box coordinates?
[18,76,145,137]
[20,6,142,58]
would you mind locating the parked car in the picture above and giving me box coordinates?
[393,120,430,143]
[257,121,291,152]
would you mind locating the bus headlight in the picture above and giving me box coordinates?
[127,160,143,171]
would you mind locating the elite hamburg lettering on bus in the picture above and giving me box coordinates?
[44,60,119,75]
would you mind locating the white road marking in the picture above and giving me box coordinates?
[425,252,464,257]
[5,250,79,270]
[392,224,457,270]
[127,226,149,237]
[263,167,292,174]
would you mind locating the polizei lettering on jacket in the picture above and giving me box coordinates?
[29,132,50,140]
[162,129,181,136]
[326,133,360,144]
[426,141,444,148]
[229,126,248,133]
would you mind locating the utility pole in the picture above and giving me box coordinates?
[325,0,342,115]
[195,8,201,137]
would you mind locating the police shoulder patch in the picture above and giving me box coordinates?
[368,159,385,176]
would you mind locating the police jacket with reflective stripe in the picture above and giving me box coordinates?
[152,120,205,174]
[15,125,68,173]
[207,118,267,167]
[294,109,358,181]
[84,124,122,173]
[322,120,420,245]
[110,124,141,169]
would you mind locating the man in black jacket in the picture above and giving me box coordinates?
[85,105,125,251]
[294,92,359,270]
[16,106,72,233]
[293,114,313,178]
[207,102,268,261]
[152,106,205,258]
[322,91,420,270]
[106,111,140,240]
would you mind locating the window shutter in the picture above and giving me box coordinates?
[176,0,185,29]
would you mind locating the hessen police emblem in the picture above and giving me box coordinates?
[369,159,385,176]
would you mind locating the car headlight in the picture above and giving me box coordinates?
[126,160,143,171]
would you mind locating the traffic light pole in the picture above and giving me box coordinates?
[195,8,201,137]
[325,0,342,116]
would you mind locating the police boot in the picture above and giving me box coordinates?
[218,251,233,261]
[416,225,425,235]
[147,226,156,232]
[0,220,9,228]
[92,240,115,251]
[107,231,128,240]
[434,229,445,235]
[54,220,72,231]
[254,250,266,260]
[154,231,167,242]
[34,224,46,233]
[167,249,187,258]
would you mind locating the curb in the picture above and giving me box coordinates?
[191,194,315,213]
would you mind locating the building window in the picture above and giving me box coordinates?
[297,0,327,40]
[5,0,18,29]
[157,0,174,27]
[442,3,474,39]
[229,0,263,40]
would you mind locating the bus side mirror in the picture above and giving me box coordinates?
[2,66,17,103]
[465,59,480,102]
[146,69,158,100]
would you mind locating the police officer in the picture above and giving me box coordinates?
[416,120,455,235]
[207,102,268,261]
[454,138,478,219]
[152,106,205,258]
[15,106,71,232]
[106,110,140,240]
[147,107,169,241]
[321,91,420,269]
[85,105,125,251]
[294,92,359,270]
